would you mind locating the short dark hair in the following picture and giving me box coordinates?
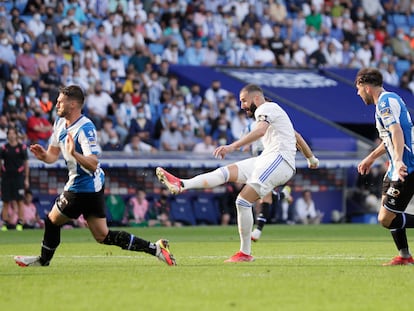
[241,84,264,95]
[59,85,85,106]
[355,68,383,87]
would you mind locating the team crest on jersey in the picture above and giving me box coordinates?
[87,130,97,146]
[379,107,391,116]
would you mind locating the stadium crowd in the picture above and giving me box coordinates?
[0,0,413,153]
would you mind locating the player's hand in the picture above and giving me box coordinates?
[66,133,75,156]
[29,144,47,161]
[213,145,234,159]
[307,156,319,169]
[395,160,408,182]
[357,157,374,175]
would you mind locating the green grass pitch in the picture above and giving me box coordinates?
[2,224,414,311]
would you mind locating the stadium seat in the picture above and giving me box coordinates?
[169,196,196,225]
[193,195,220,225]
[148,43,164,56]
[392,14,408,27]
[395,59,411,78]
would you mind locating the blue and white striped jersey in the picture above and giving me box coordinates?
[376,91,414,180]
[50,115,105,192]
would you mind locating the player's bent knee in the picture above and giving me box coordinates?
[378,213,393,228]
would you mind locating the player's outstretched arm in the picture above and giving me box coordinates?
[30,144,60,163]
[295,131,319,169]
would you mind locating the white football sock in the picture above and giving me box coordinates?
[236,196,253,255]
[182,167,229,190]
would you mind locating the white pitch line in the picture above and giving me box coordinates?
[1,254,392,260]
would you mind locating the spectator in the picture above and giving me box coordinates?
[26,106,53,147]
[144,12,163,43]
[3,92,27,128]
[79,40,99,66]
[185,84,203,109]
[160,120,184,151]
[108,50,126,79]
[268,0,288,24]
[391,27,414,61]
[294,190,323,224]
[25,86,41,113]
[211,116,234,146]
[102,131,123,151]
[85,82,115,130]
[204,80,229,118]
[161,41,180,64]
[231,110,250,140]
[204,39,219,65]
[56,24,74,59]
[90,24,112,57]
[193,135,216,154]
[181,123,197,151]
[355,41,373,67]
[27,12,45,38]
[122,22,145,56]
[151,188,172,227]
[324,41,343,67]
[16,42,39,92]
[0,5,15,35]
[115,92,137,140]
[5,67,23,99]
[59,63,74,87]
[34,23,57,55]
[108,24,124,54]
[125,188,149,226]
[106,194,127,227]
[128,104,153,145]
[182,40,206,65]
[38,60,61,104]
[21,190,44,229]
[123,134,157,154]
[128,46,152,74]
[79,56,100,88]
[35,42,57,75]
[0,29,16,81]
[308,40,328,68]
[298,25,319,56]
[13,19,34,50]
[38,91,54,120]
[162,19,185,52]
[254,38,276,66]
[291,41,307,67]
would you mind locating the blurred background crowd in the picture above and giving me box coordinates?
[1,0,414,154]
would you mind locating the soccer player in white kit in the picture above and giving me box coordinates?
[156,84,298,262]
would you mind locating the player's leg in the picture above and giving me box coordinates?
[251,192,272,241]
[225,185,258,263]
[88,217,176,266]
[14,203,68,267]
[156,159,252,194]
[379,175,414,265]
[85,190,176,266]
[1,201,10,231]
[15,176,26,231]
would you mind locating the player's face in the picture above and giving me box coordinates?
[239,90,256,118]
[356,84,374,105]
[55,94,71,117]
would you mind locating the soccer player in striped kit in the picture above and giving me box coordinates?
[15,85,176,267]
[356,68,414,265]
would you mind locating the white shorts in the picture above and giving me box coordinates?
[235,153,295,198]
